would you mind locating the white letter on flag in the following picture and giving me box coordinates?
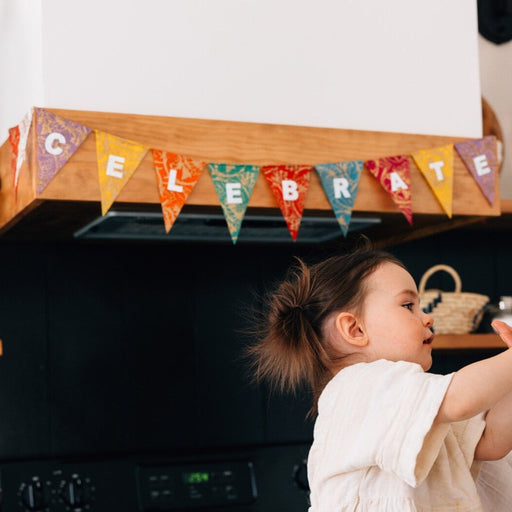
[226,183,242,204]
[333,178,351,199]
[167,169,184,193]
[45,132,66,155]
[390,172,408,192]
[473,155,491,176]
[106,155,125,179]
[428,161,445,181]
[282,180,299,200]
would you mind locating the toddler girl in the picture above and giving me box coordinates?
[247,241,512,511]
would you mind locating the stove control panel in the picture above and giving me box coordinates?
[136,460,257,510]
[15,470,95,512]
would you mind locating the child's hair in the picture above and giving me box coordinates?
[246,239,405,415]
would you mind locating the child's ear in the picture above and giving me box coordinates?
[334,311,369,347]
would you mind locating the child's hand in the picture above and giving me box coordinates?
[492,320,512,348]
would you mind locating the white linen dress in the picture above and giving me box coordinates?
[307,359,494,512]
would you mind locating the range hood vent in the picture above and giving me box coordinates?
[74,212,382,243]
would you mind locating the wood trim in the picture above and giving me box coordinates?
[0,109,500,236]
[434,333,504,350]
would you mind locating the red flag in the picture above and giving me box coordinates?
[261,165,312,240]
[365,155,413,225]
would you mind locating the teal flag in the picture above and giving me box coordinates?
[208,163,259,244]
[315,161,363,236]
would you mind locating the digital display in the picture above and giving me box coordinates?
[183,471,209,484]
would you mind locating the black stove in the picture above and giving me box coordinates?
[0,444,310,512]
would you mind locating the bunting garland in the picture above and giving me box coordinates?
[8,126,20,189]
[411,144,454,218]
[261,165,312,241]
[153,150,205,233]
[95,131,149,215]
[5,108,498,242]
[365,155,413,225]
[208,163,259,244]
[36,108,92,194]
[315,160,363,236]
[454,136,498,206]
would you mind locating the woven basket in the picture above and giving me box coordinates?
[418,264,489,335]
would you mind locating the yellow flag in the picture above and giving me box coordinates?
[411,144,454,218]
[95,130,149,214]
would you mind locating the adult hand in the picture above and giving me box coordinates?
[492,320,512,348]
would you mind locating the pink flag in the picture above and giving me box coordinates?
[365,155,413,225]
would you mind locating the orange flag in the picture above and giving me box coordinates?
[261,164,312,241]
[95,130,148,215]
[365,155,413,225]
[153,150,205,232]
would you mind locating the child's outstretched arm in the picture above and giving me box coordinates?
[436,320,512,460]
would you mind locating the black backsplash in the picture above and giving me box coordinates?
[0,225,507,462]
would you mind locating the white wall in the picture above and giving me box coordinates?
[0,0,43,141]
[1,0,482,141]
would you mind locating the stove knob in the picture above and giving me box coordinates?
[59,474,94,510]
[18,477,50,511]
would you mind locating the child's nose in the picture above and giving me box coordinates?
[422,311,434,328]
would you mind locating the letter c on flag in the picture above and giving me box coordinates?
[45,132,66,156]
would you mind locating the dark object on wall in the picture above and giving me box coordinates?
[478,0,512,44]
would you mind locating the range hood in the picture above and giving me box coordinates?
[73,211,382,243]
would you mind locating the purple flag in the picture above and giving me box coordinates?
[454,136,498,206]
[36,108,91,194]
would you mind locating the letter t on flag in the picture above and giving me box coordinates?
[411,144,454,218]
[261,165,312,240]
[365,155,413,225]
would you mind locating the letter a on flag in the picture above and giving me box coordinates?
[411,144,454,218]
[96,131,148,215]
[261,164,312,241]
[208,163,259,244]
[36,108,92,194]
[315,160,363,236]
[365,155,413,225]
[153,150,205,233]
[454,136,498,206]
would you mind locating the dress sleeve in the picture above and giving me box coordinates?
[318,360,454,488]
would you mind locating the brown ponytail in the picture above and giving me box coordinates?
[246,239,404,415]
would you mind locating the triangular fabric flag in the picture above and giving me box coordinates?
[411,144,454,218]
[8,126,20,190]
[261,164,312,241]
[315,160,363,236]
[454,136,498,206]
[95,130,149,215]
[153,150,205,233]
[14,108,33,193]
[365,155,413,225]
[208,163,259,244]
[36,108,92,194]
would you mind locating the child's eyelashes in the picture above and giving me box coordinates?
[402,302,414,311]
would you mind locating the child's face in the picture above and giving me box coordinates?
[360,262,434,371]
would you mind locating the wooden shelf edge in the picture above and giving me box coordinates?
[434,333,504,350]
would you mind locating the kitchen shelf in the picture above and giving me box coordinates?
[434,333,504,350]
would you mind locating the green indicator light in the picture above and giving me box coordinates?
[184,472,209,484]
